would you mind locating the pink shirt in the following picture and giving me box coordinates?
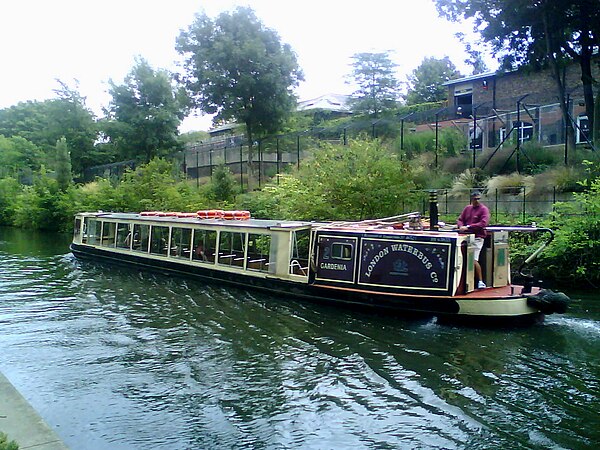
[457,203,490,239]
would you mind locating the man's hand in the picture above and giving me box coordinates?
[459,226,469,232]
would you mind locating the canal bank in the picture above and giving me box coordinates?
[0,371,68,450]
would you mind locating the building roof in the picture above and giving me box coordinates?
[442,71,497,86]
[297,93,351,112]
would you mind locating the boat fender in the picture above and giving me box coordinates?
[526,289,570,314]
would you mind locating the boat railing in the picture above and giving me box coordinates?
[486,225,555,293]
[289,259,308,276]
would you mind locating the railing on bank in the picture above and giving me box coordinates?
[404,188,580,221]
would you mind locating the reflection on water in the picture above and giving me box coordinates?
[0,227,599,449]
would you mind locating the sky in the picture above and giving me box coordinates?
[0,0,495,132]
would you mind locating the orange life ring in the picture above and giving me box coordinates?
[140,211,158,216]
[177,212,197,218]
[164,212,178,217]
[233,210,251,220]
[207,210,224,219]
[222,210,235,220]
[196,210,209,219]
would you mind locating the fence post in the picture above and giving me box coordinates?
[495,188,498,222]
[258,140,262,189]
[297,134,300,170]
[522,185,526,222]
[239,145,243,191]
[209,150,213,179]
[196,151,199,188]
[276,137,280,185]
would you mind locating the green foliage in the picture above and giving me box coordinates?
[347,51,401,117]
[12,169,65,231]
[55,137,72,191]
[537,174,600,286]
[240,140,416,221]
[178,130,210,145]
[435,0,598,141]
[0,135,43,177]
[405,56,461,105]
[208,164,238,204]
[0,432,19,450]
[103,57,186,163]
[0,82,99,175]
[177,6,303,187]
[116,158,206,212]
[0,177,21,225]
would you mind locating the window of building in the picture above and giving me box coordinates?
[576,115,589,144]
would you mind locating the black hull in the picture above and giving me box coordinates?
[70,243,542,326]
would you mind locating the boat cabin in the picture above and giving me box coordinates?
[73,212,313,282]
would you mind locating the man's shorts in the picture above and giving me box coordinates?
[474,237,484,260]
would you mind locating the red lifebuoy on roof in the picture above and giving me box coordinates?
[233,210,251,220]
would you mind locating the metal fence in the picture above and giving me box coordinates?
[404,187,579,221]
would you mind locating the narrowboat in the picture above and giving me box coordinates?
[70,208,570,325]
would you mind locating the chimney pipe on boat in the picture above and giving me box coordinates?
[429,190,439,230]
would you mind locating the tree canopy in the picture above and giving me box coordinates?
[405,56,461,105]
[103,57,187,163]
[347,51,401,117]
[176,6,303,187]
[0,82,98,176]
[435,0,600,142]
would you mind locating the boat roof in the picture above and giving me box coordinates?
[79,211,315,231]
[78,211,463,237]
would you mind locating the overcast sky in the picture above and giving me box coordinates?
[0,0,495,131]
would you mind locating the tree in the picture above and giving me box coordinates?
[405,56,461,105]
[0,83,98,176]
[435,0,600,146]
[176,6,303,189]
[103,57,187,163]
[55,137,72,190]
[347,51,401,117]
[0,135,43,177]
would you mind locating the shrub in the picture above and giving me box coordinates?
[0,432,19,450]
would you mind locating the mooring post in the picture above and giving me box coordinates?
[429,190,439,230]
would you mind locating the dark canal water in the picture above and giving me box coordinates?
[0,227,599,449]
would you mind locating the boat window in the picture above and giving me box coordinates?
[218,231,246,268]
[171,227,193,260]
[192,229,216,264]
[331,243,353,260]
[116,222,132,249]
[74,218,82,241]
[84,218,101,245]
[101,222,116,247]
[150,226,170,256]
[247,234,270,272]
[132,224,150,253]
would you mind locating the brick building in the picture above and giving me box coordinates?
[414,61,598,151]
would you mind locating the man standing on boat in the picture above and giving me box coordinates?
[457,190,490,289]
